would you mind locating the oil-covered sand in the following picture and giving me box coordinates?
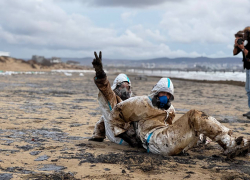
[0,72,250,180]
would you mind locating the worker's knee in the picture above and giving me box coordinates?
[188,109,208,119]
[187,109,208,128]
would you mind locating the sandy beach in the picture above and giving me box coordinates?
[0,72,250,180]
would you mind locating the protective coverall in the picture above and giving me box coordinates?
[110,78,250,158]
[91,73,135,145]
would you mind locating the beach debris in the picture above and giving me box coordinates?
[24,172,78,180]
[71,105,84,110]
[73,98,96,103]
[66,136,84,140]
[3,166,34,174]
[16,145,33,151]
[69,123,84,127]
[122,169,126,173]
[29,151,42,156]
[35,155,50,161]
[51,159,58,162]
[38,164,66,171]
[0,173,13,180]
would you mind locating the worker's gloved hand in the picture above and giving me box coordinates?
[118,132,142,148]
[92,51,106,79]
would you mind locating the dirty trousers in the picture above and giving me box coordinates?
[142,110,239,155]
[92,116,128,145]
[92,116,106,139]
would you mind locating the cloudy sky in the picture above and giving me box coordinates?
[0,0,249,59]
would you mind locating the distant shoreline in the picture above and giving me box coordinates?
[124,73,245,87]
[170,77,245,87]
[0,69,245,87]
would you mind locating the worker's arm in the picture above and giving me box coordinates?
[92,51,118,104]
[165,105,175,125]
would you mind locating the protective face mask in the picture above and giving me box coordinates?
[158,96,168,108]
[114,87,131,100]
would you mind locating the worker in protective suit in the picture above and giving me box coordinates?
[110,78,250,158]
[89,51,138,147]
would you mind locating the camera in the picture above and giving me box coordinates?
[237,38,244,45]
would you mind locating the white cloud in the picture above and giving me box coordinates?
[145,29,166,42]
[101,42,202,59]
[128,25,166,43]
[0,0,248,59]
[0,0,198,59]
[55,0,180,8]
[227,44,234,50]
[121,12,137,21]
[0,0,113,49]
[160,0,250,44]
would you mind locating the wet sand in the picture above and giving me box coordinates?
[0,72,250,180]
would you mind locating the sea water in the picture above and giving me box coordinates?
[0,69,246,82]
[127,69,246,82]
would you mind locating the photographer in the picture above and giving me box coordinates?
[233,27,250,119]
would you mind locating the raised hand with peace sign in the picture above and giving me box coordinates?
[92,51,106,78]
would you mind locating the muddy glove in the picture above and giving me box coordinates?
[92,51,106,79]
[117,131,142,148]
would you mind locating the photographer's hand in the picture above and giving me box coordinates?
[243,49,249,56]
[233,38,241,55]
[238,43,245,50]
[234,38,239,48]
[235,41,249,56]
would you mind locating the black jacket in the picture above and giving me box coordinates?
[235,42,250,69]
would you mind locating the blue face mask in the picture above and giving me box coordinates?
[158,96,168,108]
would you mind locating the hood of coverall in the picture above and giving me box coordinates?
[149,78,174,101]
[111,74,132,99]
[111,74,131,90]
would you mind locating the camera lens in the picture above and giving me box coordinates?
[237,38,244,45]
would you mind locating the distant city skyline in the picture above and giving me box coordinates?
[0,0,249,60]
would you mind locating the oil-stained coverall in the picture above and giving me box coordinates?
[89,51,137,146]
[91,73,132,145]
[110,78,250,158]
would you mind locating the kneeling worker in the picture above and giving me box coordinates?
[89,51,139,147]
